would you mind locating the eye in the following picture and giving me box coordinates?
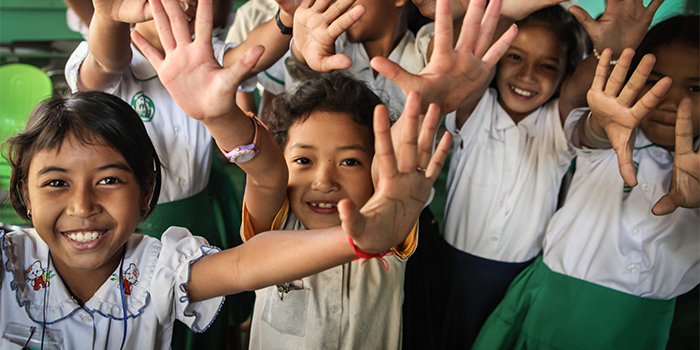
[507,53,521,61]
[45,179,67,187]
[293,157,311,165]
[340,159,360,166]
[542,64,557,71]
[98,177,121,185]
[689,85,700,93]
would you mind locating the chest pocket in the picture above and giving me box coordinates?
[261,288,309,337]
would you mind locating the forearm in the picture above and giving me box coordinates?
[223,13,293,80]
[187,226,355,301]
[80,11,132,90]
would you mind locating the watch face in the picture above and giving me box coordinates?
[232,149,258,163]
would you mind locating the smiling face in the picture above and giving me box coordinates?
[495,25,568,123]
[284,110,375,229]
[639,40,700,150]
[24,133,149,276]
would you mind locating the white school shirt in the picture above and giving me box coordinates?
[542,108,700,300]
[0,227,223,350]
[65,39,236,203]
[258,24,434,118]
[241,200,415,350]
[443,88,574,263]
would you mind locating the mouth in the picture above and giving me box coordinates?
[509,85,537,98]
[62,230,106,243]
[307,202,338,214]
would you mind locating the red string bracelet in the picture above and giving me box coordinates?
[348,236,394,271]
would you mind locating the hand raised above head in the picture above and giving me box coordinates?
[585,48,672,187]
[652,98,700,215]
[341,92,451,254]
[371,0,517,114]
[291,0,366,72]
[94,0,189,23]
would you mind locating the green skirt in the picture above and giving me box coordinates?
[473,256,675,350]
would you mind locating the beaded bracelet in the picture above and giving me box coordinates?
[348,237,394,271]
[592,48,618,66]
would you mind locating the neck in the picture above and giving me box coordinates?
[50,247,124,305]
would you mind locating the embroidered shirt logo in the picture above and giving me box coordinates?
[111,262,139,295]
[131,92,156,122]
[26,260,52,291]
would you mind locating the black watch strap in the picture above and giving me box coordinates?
[275,8,293,35]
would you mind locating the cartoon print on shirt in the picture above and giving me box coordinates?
[110,262,139,295]
[26,260,52,291]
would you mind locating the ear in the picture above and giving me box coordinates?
[140,184,153,212]
[20,179,30,212]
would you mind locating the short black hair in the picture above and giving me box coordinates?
[265,71,382,149]
[4,91,161,221]
[631,15,699,73]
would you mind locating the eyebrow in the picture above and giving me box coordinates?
[508,46,561,63]
[36,163,131,176]
[288,143,370,152]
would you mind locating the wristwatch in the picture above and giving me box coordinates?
[275,8,293,35]
[222,115,260,164]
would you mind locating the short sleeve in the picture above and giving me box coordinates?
[64,41,121,94]
[258,54,289,95]
[151,227,224,333]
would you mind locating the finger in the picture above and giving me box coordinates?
[319,54,354,71]
[568,5,595,33]
[131,30,164,71]
[162,0,194,45]
[370,56,415,94]
[221,45,265,88]
[482,24,517,71]
[629,76,671,123]
[194,0,213,45]
[373,104,399,180]
[618,52,654,106]
[590,48,612,93]
[674,97,695,155]
[432,0,455,57]
[311,0,333,12]
[458,0,486,52]
[472,0,501,58]
[326,4,365,39]
[339,198,364,238]
[613,143,638,187]
[645,0,666,15]
[398,92,421,173]
[426,131,452,181]
[417,103,442,169]
[652,193,679,216]
[605,48,635,98]
[150,0,177,52]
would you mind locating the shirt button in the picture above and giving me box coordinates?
[499,201,505,208]
[631,226,639,235]
[491,236,499,242]
[506,167,513,173]
[80,314,92,323]
[330,305,340,314]
[179,179,187,187]
[641,183,650,191]
[627,264,637,272]
[174,126,180,133]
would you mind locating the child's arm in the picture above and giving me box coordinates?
[577,48,671,187]
[651,98,700,216]
[185,87,452,301]
[288,0,366,72]
[370,0,515,116]
[560,0,663,124]
[132,0,288,234]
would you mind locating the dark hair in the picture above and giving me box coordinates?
[4,91,161,221]
[516,5,588,80]
[265,71,382,149]
[630,15,699,73]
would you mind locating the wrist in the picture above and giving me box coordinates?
[584,111,610,143]
[275,8,293,35]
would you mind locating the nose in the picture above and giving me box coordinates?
[517,64,536,83]
[311,162,340,193]
[656,85,683,113]
[66,184,100,218]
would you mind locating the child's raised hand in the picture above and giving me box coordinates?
[371,0,517,114]
[586,48,672,186]
[291,0,366,72]
[340,92,451,254]
[131,0,262,121]
[570,0,662,58]
[93,0,167,23]
[652,98,700,215]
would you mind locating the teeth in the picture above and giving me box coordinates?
[67,231,102,243]
[311,203,336,209]
[511,86,535,97]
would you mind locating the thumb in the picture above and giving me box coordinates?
[652,193,679,216]
[569,6,595,33]
[370,56,412,93]
[339,198,364,239]
[222,45,265,85]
